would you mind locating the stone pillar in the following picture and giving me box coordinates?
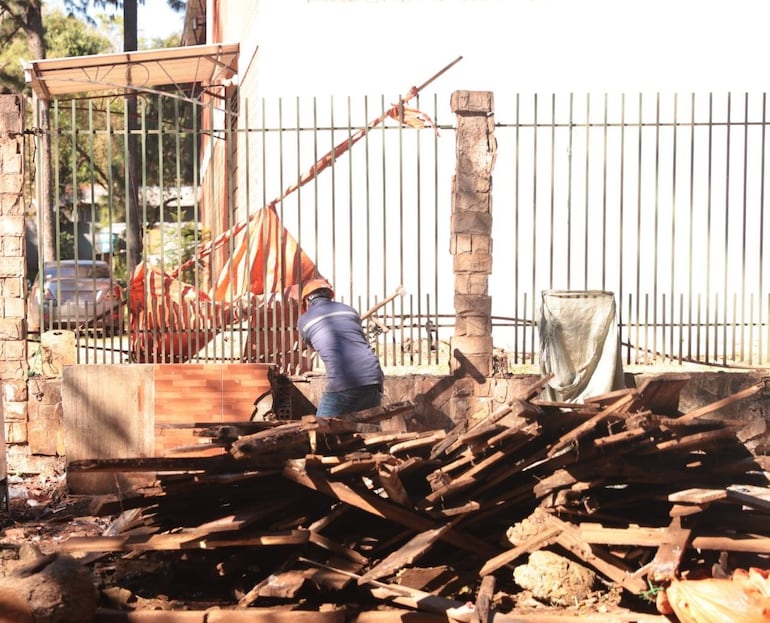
[449,91,496,378]
[0,95,29,462]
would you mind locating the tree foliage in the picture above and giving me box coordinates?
[0,8,112,93]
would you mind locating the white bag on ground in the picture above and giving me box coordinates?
[539,290,624,403]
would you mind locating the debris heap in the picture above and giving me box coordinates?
[63,375,770,622]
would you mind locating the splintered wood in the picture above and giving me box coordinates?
[64,374,770,622]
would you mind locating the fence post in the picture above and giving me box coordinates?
[0,94,29,490]
[448,90,496,419]
[449,90,496,373]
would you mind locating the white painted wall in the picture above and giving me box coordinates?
[217,0,770,359]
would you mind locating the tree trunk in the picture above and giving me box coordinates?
[23,1,55,262]
[124,0,143,274]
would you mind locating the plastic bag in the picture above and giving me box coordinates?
[657,568,770,623]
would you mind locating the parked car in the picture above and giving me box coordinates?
[27,259,125,335]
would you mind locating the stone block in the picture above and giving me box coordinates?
[455,314,492,337]
[3,297,25,318]
[2,379,27,402]
[454,294,492,316]
[451,351,493,378]
[454,273,490,296]
[451,211,492,235]
[28,401,64,456]
[449,232,493,256]
[0,358,25,379]
[453,253,493,274]
[0,216,24,236]
[0,255,24,277]
[2,399,27,423]
[450,233,473,255]
[5,421,27,444]
[450,90,494,114]
[27,377,61,405]
[1,234,23,255]
[0,276,24,298]
[452,189,491,213]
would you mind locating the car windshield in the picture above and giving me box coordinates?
[43,263,111,280]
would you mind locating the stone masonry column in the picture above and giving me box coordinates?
[0,95,29,470]
[448,91,496,421]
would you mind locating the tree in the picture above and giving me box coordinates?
[1,0,185,275]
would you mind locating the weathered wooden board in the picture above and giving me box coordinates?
[63,365,155,495]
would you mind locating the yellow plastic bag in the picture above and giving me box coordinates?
[657,568,770,623]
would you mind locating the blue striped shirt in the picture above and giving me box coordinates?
[298,298,384,392]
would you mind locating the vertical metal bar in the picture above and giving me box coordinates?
[156,95,168,361]
[414,95,420,365]
[634,94,643,365]
[263,96,277,366]
[687,93,695,363]
[566,93,574,289]
[364,96,372,313]
[347,96,354,304]
[661,293,667,363]
[205,96,217,364]
[583,92,590,288]
[513,94,521,364]
[530,94,538,359]
[714,292,720,364]
[626,293,632,365]
[432,94,440,366]
[652,93,660,365]
[732,293,737,364]
[173,97,187,362]
[618,95,627,363]
[379,95,388,366]
[696,293,702,363]
[278,98,291,372]
[705,94,714,364]
[397,96,405,367]
[678,293,683,364]
[760,94,768,365]
[749,293,754,365]
[669,94,678,363]
[739,93,749,362]
[84,99,96,364]
[291,97,303,370]
[722,93,732,366]
[69,100,79,339]
[191,92,201,363]
[414,95,422,366]
[601,93,608,290]
[548,94,555,287]
[240,97,253,364]
[642,292,644,365]
[523,292,529,366]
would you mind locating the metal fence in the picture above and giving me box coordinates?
[27,90,770,371]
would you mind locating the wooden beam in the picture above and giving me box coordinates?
[282,461,497,558]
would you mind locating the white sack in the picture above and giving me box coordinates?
[539,290,624,402]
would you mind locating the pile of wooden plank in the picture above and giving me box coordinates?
[63,375,770,622]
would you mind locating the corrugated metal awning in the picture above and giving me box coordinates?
[24,42,239,99]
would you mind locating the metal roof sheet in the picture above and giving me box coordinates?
[24,42,238,99]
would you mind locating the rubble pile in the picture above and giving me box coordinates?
[56,375,770,622]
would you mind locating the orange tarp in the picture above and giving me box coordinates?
[211,204,317,303]
[128,205,318,364]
